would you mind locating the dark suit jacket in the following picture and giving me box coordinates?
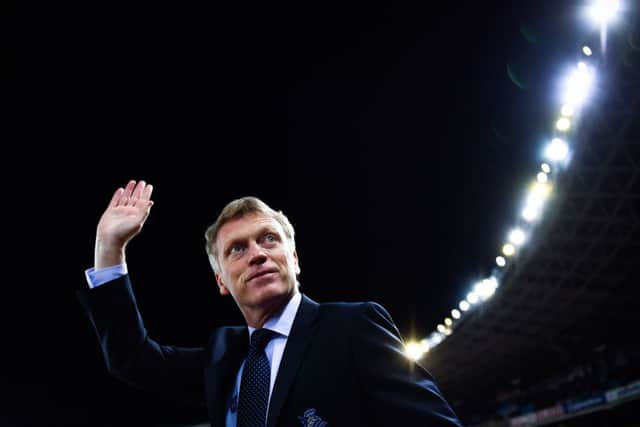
[77,275,463,426]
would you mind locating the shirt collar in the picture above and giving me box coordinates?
[247,292,301,339]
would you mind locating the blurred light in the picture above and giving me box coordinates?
[526,182,552,209]
[556,117,571,131]
[405,341,425,360]
[474,278,498,300]
[444,317,453,326]
[561,104,575,117]
[522,206,539,222]
[459,300,470,311]
[582,46,593,56]
[428,332,444,346]
[503,243,516,257]
[509,228,526,245]
[443,328,452,336]
[451,309,461,319]
[541,163,551,173]
[562,63,595,106]
[496,255,506,267]
[587,0,621,26]
[437,324,446,333]
[537,172,548,183]
[466,292,479,304]
[545,138,569,161]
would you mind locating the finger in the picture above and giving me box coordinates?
[142,200,154,218]
[131,180,146,205]
[141,184,153,201]
[122,180,136,199]
[108,188,125,208]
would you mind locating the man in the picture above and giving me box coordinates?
[78,179,463,427]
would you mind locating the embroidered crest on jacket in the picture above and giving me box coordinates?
[298,408,328,426]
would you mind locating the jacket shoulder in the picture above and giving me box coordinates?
[317,300,394,324]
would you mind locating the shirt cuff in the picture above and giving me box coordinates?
[85,264,128,288]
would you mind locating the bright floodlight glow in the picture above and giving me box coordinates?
[509,228,526,245]
[522,206,539,222]
[537,172,548,183]
[562,63,595,106]
[503,243,516,257]
[526,182,552,209]
[545,138,569,161]
[428,332,444,347]
[444,317,453,326]
[443,328,452,336]
[541,163,551,173]
[405,341,425,361]
[587,0,621,25]
[556,117,571,131]
[459,300,470,311]
[475,277,498,300]
[496,255,506,267]
[437,324,446,333]
[466,292,479,304]
[583,46,593,56]
[561,104,575,117]
[451,309,461,319]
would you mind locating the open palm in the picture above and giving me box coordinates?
[97,180,154,247]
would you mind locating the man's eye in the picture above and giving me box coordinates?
[230,244,244,254]
[264,234,276,243]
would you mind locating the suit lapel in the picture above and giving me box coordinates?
[206,327,248,427]
[267,294,319,427]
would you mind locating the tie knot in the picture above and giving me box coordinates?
[250,328,276,351]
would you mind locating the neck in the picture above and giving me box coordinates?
[243,289,298,328]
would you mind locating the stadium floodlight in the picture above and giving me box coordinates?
[496,255,506,267]
[556,117,571,131]
[428,332,444,347]
[466,291,479,304]
[562,63,595,107]
[582,45,593,56]
[437,324,446,333]
[561,104,575,117]
[459,300,471,312]
[444,317,453,326]
[502,243,516,257]
[586,0,621,26]
[404,341,425,360]
[537,172,548,183]
[528,182,552,206]
[541,163,551,173]
[522,206,538,222]
[545,138,569,162]
[451,309,461,319]
[509,228,526,246]
[474,278,498,300]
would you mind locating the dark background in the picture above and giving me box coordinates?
[3,1,615,425]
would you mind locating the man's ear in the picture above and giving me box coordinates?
[293,250,301,276]
[215,273,230,296]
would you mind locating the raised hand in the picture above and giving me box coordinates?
[94,180,154,268]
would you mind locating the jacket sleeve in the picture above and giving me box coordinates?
[349,302,464,426]
[76,274,206,406]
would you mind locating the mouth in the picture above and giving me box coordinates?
[247,269,278,282]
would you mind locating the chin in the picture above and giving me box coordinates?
[253,281,293,303]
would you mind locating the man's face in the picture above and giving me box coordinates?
[215,212,300,313]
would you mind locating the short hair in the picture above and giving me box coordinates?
[204,196,296,274]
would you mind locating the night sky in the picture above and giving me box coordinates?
[4,1,606,425]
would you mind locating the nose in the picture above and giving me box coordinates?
[248,241,267,266]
